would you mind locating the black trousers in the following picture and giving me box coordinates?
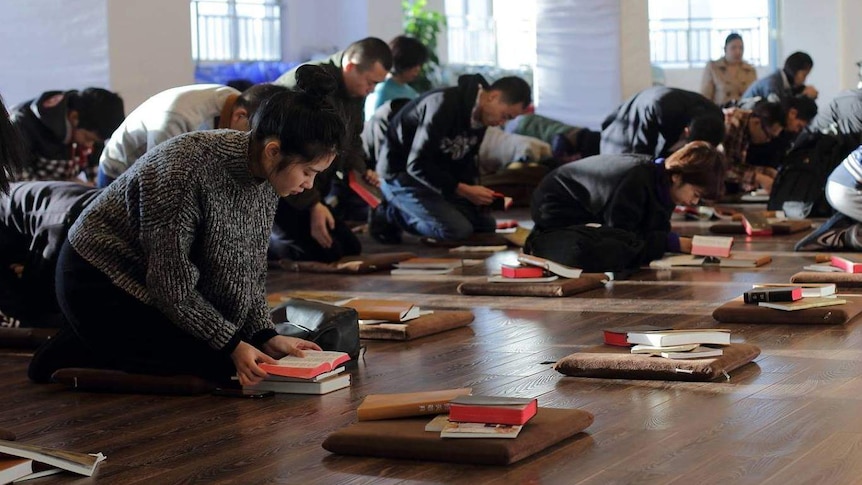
[268,199,361,263]
[29,241,236,383]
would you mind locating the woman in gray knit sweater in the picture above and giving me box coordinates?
[29,66,347,386]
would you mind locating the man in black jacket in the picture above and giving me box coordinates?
[0,181,100,327]
[9,88,124,183]
[600,86,725,158]
[370,74,532,243]
[271,38,391,262]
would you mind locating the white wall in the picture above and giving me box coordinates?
[283,0,378,62]
[0,0,110,107]
[106,0,194,111]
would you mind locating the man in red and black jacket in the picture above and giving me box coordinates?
[370,74,531,243]
[9,88,124,184]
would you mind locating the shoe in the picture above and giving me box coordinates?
[368,202,402,245]
[794,213,853,251]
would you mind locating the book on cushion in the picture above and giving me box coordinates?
[743,287,803,303]
[259,351,350,379]
[516,253,583,278]
[831,255,862,273]
[626,329,731,347]
[750,283,836,298]
[440,422,523,439]
[342,299,425,323]
[690,235,733,258]
[603,325,673,347]
[357,388,473,421]
[448,396,538,426]
[659,346,723,359]
[758,297,846,311]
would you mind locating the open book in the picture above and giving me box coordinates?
[516,253,583,278]
[690,235,733,258]
[0,440,106,477]
[649,254,771,269]
[391,258,464,275]
[259,351,351,379]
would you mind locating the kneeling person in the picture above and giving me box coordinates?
[371,74,531,242]
[526,141,724,272]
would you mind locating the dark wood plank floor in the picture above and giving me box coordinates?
[4,207,862,484]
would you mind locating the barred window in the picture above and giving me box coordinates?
[190,0,281,63]
[649,0,774,69]
[445,0,536,69]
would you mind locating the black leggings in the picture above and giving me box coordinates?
[268,199,361,263]
[29,241,236,383]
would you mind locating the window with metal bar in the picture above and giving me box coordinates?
[190,0,281,63]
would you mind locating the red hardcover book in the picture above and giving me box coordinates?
[496,219,519,230]
[348,170,382,209]
[741,213,772,237]
[491,192,513,211]
[260,351,351,379]
[830,255,862,273]
[501,264,545,279]
[448,396,538,426]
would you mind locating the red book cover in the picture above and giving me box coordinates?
[348,170,382,209]
[501,264,545,278]
[496,219,519,230]
[602,325,673,347]
[448,396,538,425]
[831,255,862,273]
[259,351,351,379]
[741,214,772,236]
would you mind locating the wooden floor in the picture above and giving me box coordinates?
[5,207,862,484]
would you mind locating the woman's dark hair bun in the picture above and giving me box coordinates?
[295,64,338,98]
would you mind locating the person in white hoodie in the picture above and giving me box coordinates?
[97,83,287,187]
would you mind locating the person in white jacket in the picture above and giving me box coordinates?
[97,83,286,187]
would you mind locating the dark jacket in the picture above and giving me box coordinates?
[274,52,368,209]
[377,74,488,195]
[0,181,101,320]
[9,91,87,181]
[362,98,412,170]
[600,87,722,158]
[809,88,862,137]
[530,154,676,262]
[742,69,802,103]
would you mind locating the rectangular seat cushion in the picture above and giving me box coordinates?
[278,252,416,274]
[709,220,811,235]
[457,275,605,297]
[712,296,862,325]
[554,343,760,382]
[359,310,474,341]
[790,271,862,288]
[321,407,593,465]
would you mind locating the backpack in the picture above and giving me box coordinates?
[270,299,361,361]
[767,133,859,217]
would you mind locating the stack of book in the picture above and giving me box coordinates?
[742,283,844,311]
[603,327,731,359]
[391,258,465,275]
[425,396,539,439]
[252,351,352,394]
[0,439,106,481]
[342,298,432,324]
[356,388,473,421]
[486,262,560,283]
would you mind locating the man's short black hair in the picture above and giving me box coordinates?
[489,76,532,107]
[784,51,814,77]
[344,37,393,72]
[235,83,289,118]
[752,100,787,128]
[688,114,725,147]
[67,88,125,140]
[785,94,818,121]
[389,35,428,74]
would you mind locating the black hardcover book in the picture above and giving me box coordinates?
[743,287,803,304]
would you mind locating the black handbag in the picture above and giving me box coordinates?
[269,298,361,360]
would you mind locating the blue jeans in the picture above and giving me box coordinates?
[380,176,496,240]
[96,166,115,188]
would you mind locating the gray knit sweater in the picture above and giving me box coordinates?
[69,130,278,352]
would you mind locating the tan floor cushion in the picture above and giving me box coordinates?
[457,275,605,297]
[555,343,760,381]
[791,271,862,288]
[0,327,57,350]
[712,296,862,325]
[322,407,593,465]
[709,220,811,235]
[360,311,474,341]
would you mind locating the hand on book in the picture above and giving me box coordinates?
[231,341,278,386]
[679,237,692,254]
[310,202,335,248]
[455,183,495,206]
[262,335,322,360]
[364,169,380,187]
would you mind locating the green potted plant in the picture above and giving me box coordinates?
[402,0,446,92]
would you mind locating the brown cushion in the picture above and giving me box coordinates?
[709,220,811,235]
[360,311,474,341]
[457,275,605,297]
[0,428,15,441]
[791,271,862,288]
[51,368,216,395]
[554,343,760,381]
[420,233,512,248]
[278,252,417,274]
[712,296,862,325]
[0,327,58,350]
[321,407,593,465]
